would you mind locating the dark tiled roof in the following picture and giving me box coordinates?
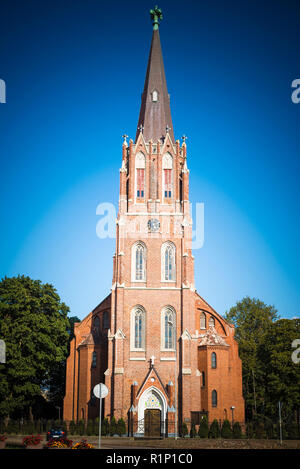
[136,28,174,143]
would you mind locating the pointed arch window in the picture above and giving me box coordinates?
[136,152,145,199]
[162,307,176,350]
[200,312,206,330]
[162,153,173,199]
[162,242,176,281]
[132,242,146,281]
[131,306,146,351]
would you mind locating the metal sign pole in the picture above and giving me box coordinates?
[93,383,108,451]
[99,396,102,450]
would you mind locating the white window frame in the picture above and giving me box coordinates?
[162,152,173,200]
[135,151,146,202]
[131,241,147,282]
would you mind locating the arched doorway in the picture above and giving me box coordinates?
[137,386,167,437]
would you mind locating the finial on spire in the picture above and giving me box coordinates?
[122,134,128,144]
[138,124,144,134]
[166,125,171,134]
[181,135,188,143]
[150,5,163,30]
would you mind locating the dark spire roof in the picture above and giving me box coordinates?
[135,16,174,143]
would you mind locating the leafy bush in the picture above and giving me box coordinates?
[101,418,109,436]
[110,417,117,436]
[232,422,242,439]
[198,416,209,438]
[77,419,85,436]
[221,420,232,439]
[285,423,299,440]
[86,419,94,436]
[69,420,76,435]
[181,422,188,437]
[5,420,19,434]
[116,418,127,436]
[190,423,197,438]
[209,419,220,438]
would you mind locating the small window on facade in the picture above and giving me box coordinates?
[152,90,158,102]
[211,352,217,369]
[202,371,205,387]
[209,316,215,328]
[200,312,206,329]
[212,390,217,407]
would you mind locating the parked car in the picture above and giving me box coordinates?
[46,427,67,441]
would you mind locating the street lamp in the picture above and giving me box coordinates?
[230,406,235,427]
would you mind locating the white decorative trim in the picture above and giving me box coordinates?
[115,329,126,339]
[115,368,124,374]
[182,368,191,375]
[160,357,176,361]
[129,357,146,361]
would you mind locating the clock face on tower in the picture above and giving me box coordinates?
[147,218,160,232]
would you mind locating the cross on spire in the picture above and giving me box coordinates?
[122,134,128,144]
[181,135,188,142]
[138,124,144,134]
[166,125,171,134]
[150,5,163,30]
[150,355,156,366]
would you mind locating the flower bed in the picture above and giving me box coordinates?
[0,434,7,449]
[72,439,94,450]
[46,437,73,449]
[23,434,43,449]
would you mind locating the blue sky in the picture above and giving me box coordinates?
[0,0,299,320]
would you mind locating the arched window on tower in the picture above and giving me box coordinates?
[212,390,217,407]
[162,307,176,350]
[200,312,206,329]
[132,242,146,281]
[211,352,217,369]
[131,306,146,350]
[135,152,145,199]
[161,242,176,281]
[162,153,173,199]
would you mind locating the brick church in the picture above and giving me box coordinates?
[63,7,245,436]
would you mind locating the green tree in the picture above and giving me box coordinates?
[110,416,117,436]
[221,419,232,438]
[208,419,220,438]
[258,319,300,419]
[116,418,126,436]
[198,416,209,438]
[181,422,188,437]
[189,422,197,438]
[225,296,279,419]
[232,422,242,439]
[0,275,71,418]
[101,417,109,436]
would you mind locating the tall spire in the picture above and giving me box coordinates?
[135,6,175,143]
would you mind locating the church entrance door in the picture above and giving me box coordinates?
[144,409,161,437]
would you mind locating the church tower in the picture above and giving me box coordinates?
[63,6,245,435]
